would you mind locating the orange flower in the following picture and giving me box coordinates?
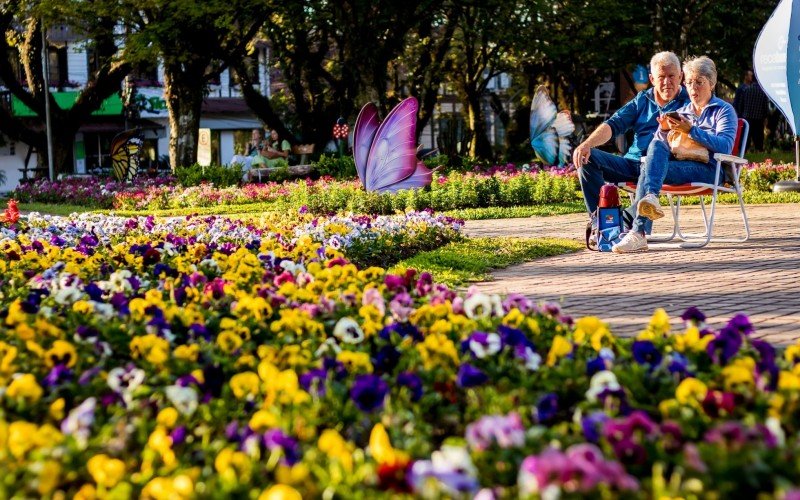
[0,199,19,224]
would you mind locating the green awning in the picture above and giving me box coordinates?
[11,91,123,117]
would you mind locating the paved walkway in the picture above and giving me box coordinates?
[464,203,800,344]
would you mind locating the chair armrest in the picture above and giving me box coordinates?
[713,153,748,165]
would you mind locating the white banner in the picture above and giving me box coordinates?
[754,0,800,134]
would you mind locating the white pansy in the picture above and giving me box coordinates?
[469,333,502,358]
[463,293,493,320]
[332,317,365,344]
[165,385,199,416]
[585,370,621,402]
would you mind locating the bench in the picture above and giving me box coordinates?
[247,164,314,182]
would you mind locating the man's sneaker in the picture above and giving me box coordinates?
[637,193,665,221]
[612,230,648,253]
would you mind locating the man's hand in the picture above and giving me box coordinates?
[572,142,592,168]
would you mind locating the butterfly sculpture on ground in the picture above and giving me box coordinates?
[353,97,433,193]
[529,85,575,166]
[110,129,143,183]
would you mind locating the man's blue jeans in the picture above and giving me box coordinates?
[578,149,643,232]
[631,140,718,233]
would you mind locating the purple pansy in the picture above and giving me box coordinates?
[350,374,389,412]
[456,364,488,388]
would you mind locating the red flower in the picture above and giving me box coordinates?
[0,199,19,224]
[377,459,412,492]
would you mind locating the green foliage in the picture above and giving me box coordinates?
[175,164,243,188]
[313,154,357,179]
[391,237,582,287]
[740,164,798,192]
[346,226,463,270]
[441,202,586,220]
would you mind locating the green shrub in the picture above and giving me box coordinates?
[740,163,798,192]
[176,163,243,187]
[313,154,357,179]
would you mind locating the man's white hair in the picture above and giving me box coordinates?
[649,51,681,73]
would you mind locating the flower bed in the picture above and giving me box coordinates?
[1,212,800,498]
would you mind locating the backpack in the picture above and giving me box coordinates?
[585,185,633,251]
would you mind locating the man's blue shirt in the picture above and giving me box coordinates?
[604,87,690,161]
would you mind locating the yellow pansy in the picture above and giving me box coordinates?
[674,327,713,353]
[0,341,18,374]
[546,335,572,366]
[337,351,373,374]
[173,344,200,362]
[369,423,409,466]
[779,370,800,391]
[249,409,279,432]
[259,485,303,500]
[230,371,261,400]
[416,333,459,370]
[676,377,708,405]
[130,334,170,365]
[49,398,65,420]
[650,308,671,334]
[36,460,61,495]
[7,373,43,403]
[87,454,126,488]
[573,316,605,345]
[45,340,78,368]
[722,358,755,390]
[72,300,94,315]
[8,421,38,458]
[318,429,354,471]
[157,407,180,428]
[785,343,800,364]
[274,463,310,486]
[215,448,252,484]
[216,330,244,353]
[142,475,193,500]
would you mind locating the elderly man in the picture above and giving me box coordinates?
[573,51,689,236]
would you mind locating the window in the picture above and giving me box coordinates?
[47,45,68,88]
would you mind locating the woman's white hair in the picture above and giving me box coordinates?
[683,56,717,87]
[649,51,681,73]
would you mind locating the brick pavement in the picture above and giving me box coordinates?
[464,203,800,344]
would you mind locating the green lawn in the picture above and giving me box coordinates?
[390,236,582,287]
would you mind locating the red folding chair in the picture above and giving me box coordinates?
[619,118,750,248]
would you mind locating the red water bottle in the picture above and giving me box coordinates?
[598,183,620,208]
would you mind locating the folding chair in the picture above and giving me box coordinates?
[619,118,750,248]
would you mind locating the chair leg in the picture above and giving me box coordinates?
[680,191,717,248]
[733,189,751,242]
[647,193,679,242]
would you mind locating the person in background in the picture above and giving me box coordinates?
[257,129,292,168]
[246,128,265,156]
[612,56,737,253]
[733,69,769,152]
[573,51,690,238]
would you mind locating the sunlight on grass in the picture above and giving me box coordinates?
[390,236,582,287]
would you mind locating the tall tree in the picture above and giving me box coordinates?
[122,0,268,169]
[231,0,437,151]
[0,0,132,174]
[446,0,531,159]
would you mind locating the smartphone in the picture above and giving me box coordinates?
[664,111,682,120]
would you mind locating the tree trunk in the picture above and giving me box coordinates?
[163,68,204,170]
[465,89,492,159]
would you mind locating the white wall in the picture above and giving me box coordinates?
[0,142,38,193]
[67,41,89,86]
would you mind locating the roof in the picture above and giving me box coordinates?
[201,98,254,114]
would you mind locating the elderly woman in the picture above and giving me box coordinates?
[613,56,738,253]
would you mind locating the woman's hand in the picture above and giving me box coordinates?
[666,115,692,134]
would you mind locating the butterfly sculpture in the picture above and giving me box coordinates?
[529,85,575,166]
[353,97,433,193]
[110,129,143,183]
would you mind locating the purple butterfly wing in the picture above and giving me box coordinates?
[353,102,380,186]
[365,97,419,192]
[378,161,434,193]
